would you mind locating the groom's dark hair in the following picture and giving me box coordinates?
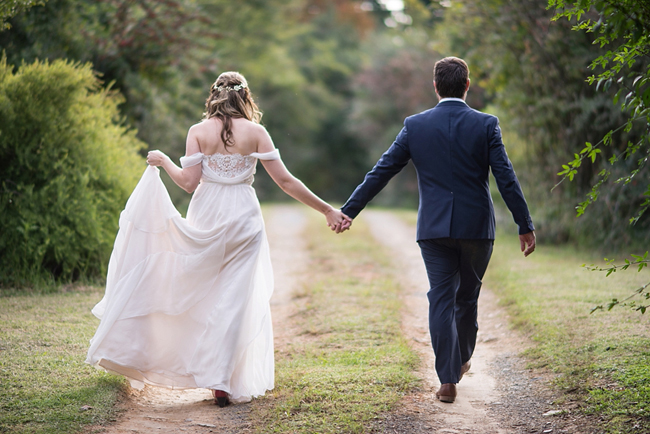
[433,57,469,99]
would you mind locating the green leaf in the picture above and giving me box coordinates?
[613,88,623,105]
[633,75,644,87]
[568,169,577,181]
[603,78,613,91]
[590,305,603,314]
[643,87,650,107]
[588,148,601,163]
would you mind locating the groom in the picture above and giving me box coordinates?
[338,57,535,403]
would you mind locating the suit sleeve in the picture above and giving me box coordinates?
[341,127,411,219]
[488,119,535,235]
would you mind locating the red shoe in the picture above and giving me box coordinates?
[212,390,230,407]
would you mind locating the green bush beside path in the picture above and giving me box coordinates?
[0,57,145,288]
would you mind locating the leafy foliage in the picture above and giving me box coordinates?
[0,0,213,175]
[550,0,650,221]
[0,58,145,287]
[0,0,44,29]
[549,0,650,313]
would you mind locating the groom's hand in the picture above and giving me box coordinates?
[519,231,536,257]
[335,213,353,234]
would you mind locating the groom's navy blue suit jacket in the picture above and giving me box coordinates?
[341,100,534,241]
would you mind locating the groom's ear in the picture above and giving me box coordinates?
[465,79,470,92]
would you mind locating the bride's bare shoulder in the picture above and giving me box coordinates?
[243,119,269,134]
[188,119,217,133]
[230,118,268,137]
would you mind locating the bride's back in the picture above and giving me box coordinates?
[193,117,260,156]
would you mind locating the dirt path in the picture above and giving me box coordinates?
[363,210,561,434]
[94,206,307,434]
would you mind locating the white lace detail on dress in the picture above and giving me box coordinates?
[205,153,256,184]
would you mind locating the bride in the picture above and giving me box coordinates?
[85,71,348,407]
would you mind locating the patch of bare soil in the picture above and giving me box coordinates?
[88,206,307,434]
[362,210,595,434]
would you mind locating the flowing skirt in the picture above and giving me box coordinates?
[86,166,274,403]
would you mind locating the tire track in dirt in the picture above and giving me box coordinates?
[92,205,307,434]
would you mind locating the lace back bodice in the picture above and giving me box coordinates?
[205,153,256,181]
[179,150,281,186]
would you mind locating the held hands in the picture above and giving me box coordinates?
[519,231,536,257]
[147,150,170,167]
[336,216,352,233]
[324,208,353,234]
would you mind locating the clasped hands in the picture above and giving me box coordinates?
[325,208,353,234]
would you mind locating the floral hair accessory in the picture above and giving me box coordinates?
[213,82,247,92]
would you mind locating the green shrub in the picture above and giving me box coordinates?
[0,57,146,288]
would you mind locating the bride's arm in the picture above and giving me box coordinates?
[147,126,203,193]
[256,127,349,229]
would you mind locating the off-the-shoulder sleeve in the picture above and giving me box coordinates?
[250,149,280,161]
[180,152,204,168]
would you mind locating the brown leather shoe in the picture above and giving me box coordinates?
[436,383,457,403]
[460,360,471,381]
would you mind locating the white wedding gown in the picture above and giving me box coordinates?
[86,150,280,404]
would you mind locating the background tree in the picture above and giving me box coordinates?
[349,28,441,207]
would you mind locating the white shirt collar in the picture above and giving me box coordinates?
[438,97,467,104]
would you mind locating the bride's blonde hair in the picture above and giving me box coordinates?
[203,72,262,147]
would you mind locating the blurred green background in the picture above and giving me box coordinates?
[1,0,648,287]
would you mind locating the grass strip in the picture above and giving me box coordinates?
[252,210,419,433]
[485,231,650,433]
[0,289,126,433]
